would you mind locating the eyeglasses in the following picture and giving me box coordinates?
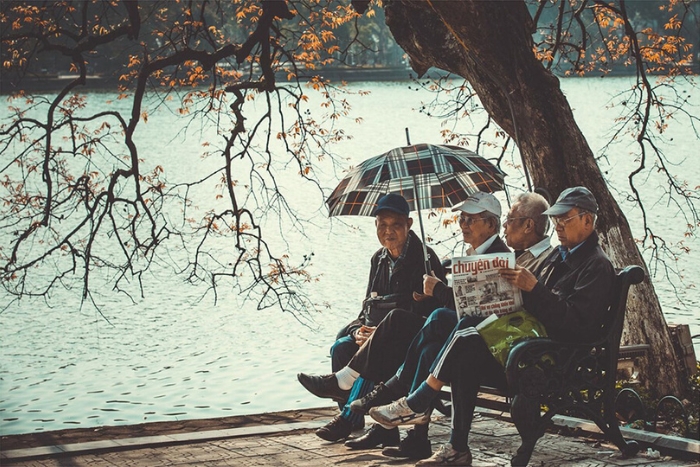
[458,215,487,226]
[550,212,584,227]
[504,216,529,225]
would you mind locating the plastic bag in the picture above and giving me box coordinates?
[477,310,547,366]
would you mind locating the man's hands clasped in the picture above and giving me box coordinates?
[354,325,376,346]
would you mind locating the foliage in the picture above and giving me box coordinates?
[0,0,374,313]
[0,0,698,318]
[408,0,698,297]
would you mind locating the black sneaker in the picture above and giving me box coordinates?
[297,373,350,403]
[382,428,432,459]
[344,423,400,450]
[349,382,396,414]
[315,415,353,442]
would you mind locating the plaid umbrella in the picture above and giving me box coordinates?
[327,143,505,217]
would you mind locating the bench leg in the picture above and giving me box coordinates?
[509,394,544,466]
[599,397,640,458]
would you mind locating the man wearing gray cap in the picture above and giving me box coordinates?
[369,187,615,467]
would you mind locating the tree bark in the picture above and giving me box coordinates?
[382,0,684,396]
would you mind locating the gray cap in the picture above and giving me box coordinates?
[451,191,501,217]
[543,186,598,216]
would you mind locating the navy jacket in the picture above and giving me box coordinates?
[524,231,615,342]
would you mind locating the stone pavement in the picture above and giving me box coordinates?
[3,409,699,467]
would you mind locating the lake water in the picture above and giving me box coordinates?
[1,77,698,436]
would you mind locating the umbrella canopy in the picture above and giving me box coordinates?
[327,143,506,217]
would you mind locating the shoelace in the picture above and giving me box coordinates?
[361,384,385,404]
[433,443,454,459]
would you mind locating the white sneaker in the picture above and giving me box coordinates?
[368,396,431,427]
[416,443,472,466]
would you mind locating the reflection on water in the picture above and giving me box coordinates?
[1,78,698,435]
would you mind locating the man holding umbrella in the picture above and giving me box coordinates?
[298,191,509,446]
[298,193,446,441]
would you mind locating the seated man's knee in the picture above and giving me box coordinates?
[456,314,484,330]
[382,307,412,324]
[424,307,458,331]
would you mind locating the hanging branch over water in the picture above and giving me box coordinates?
[0,1,370,314]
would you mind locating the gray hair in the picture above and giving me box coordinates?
[578,208,598,228]
[483,211,501,234]
[515,192,550,237]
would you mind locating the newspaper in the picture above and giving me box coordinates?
[452,252,523,319]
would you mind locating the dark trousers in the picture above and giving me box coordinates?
[396,307,457,393]
[397,308,484,393]
[347,308,426,383]
[431,317,507,434]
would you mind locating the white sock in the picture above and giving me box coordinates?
[335,366,360,390]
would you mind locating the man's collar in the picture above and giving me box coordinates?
[559,231,598,264]
[527,236,551,259]
[474,233,498,255]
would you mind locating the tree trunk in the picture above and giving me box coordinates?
[382,0,684,396]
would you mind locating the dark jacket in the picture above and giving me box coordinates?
[432,236,511,310]
[523,231,615,343]
[337,230,446,339]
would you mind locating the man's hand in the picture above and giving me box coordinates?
[499,265,538,292]
[423,271,441,296]
[413,271,441,302]
[354,325,376,346]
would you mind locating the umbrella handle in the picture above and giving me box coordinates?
[411,175,430,276]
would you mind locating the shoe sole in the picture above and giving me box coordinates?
[298,377,348,403]
[370,411,431,427]
[383,450,432,460]
[348,400,369,414]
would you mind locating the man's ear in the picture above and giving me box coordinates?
[407,217,414,229]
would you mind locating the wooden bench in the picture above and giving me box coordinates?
[504,265,645,466]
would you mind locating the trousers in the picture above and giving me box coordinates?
[430,317,507,434]
[346,308,426,383]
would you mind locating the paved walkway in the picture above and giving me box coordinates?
[3,409,699,466]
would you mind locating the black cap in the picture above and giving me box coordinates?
[543,186,598,216]
[373,193,410,216]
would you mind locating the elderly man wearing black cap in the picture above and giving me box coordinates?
[297,193,446,442]
[369,187,615,467]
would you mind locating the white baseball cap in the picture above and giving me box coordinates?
[451,192,501,217]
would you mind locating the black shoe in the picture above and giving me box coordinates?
[345,423,400,450]
[349,382,396,414]
[316,415,353,442]
[297,373,350,403]
[382,429,432,459]
[351,418,365,431]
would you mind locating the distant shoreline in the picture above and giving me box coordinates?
[3,64,698,95]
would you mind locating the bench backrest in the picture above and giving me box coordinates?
[599,265,646,367]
